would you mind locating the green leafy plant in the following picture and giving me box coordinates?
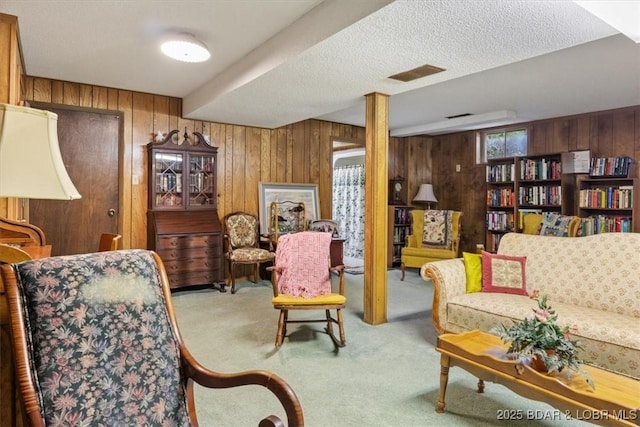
[491,289,594,389]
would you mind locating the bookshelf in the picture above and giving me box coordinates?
[577,159,638,234]
[388,205,413,268]
[486,158,516,252]
[486,153,573,252]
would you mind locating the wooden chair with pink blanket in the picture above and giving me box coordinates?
[268,231,346,348]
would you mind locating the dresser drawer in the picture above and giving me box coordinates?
[158,246,221,262]
[157,234,221,251]
[167,270,223,289]
[162,256,222,274]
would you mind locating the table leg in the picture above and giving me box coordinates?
[436,354,450,413]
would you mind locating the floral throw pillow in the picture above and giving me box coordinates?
[422,209,452,248]
[538,212,573,237]
[481,250,528,295]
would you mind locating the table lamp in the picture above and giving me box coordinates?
[413,183,437,209]
[1,103,81,201]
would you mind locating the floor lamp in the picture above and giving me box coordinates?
[413,183,438,209]
[0,103,81,249]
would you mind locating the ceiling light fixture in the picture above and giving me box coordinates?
[161,33,211,63]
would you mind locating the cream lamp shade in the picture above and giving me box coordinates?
[413,183,438,204]
[0,103,82,200]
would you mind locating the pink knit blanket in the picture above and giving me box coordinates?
[275,231,332,298]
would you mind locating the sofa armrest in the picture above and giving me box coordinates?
[420,258,466,335]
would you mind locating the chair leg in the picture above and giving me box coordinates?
[325,309,334,336]
[252,263,259,283]
[336,308,346,346]
[229,261,237,294]
[275,310,286,347]
[400,262,405,281]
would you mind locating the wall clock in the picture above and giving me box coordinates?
[389,176,405,205]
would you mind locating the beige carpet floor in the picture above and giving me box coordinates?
[171,268,591,427]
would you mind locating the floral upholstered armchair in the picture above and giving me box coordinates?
[224,211,276,293]
[400,209,462,281]
[1,249,303,426]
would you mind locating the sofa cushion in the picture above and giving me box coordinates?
[497,233,640,318]
[481,251,527,295]
[462,252,482,293]
[445,292,640,379]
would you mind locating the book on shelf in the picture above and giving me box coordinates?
[487,188,514,207]
[580,215,633,235]
[519,158,561,181]
[486,163,515,182]
[579,186,633,209]
[486,211,514,232]
[518,185,561,206]
[589,156,633,177]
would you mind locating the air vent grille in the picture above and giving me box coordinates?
[388,64,445,82]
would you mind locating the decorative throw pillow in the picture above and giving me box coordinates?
[422,210,452,248]
[462,252,482,293]
[538,212,572,237]
[481,250,527,295]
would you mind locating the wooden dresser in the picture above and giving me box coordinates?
[146,130,224,291]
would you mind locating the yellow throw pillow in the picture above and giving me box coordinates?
[462,252,482,293]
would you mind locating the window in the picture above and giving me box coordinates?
[482,128,527,161]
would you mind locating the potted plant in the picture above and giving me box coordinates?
[491,289,594,389]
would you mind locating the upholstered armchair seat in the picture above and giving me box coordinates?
[401,210,462,281]
[401,245,458,261]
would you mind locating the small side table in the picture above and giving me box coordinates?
[330,238,345,267]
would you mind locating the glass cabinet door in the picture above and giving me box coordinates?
[154,152,183,207]
[188,154,216,207]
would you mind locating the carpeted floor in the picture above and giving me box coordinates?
[171,268,591,427]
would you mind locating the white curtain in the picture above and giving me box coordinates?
[332,164,365,259]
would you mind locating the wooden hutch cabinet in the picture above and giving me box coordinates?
[146,129,225,291]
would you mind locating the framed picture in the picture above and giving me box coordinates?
[258,182,320,234]
[309,219,340,238]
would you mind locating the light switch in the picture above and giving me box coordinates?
[455,164,461,172]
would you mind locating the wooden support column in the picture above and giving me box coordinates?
[363,92,389,325]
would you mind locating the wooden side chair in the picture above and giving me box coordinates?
[268,231,346,348]
[1,249,303,426]
[223,211,275,294]
[98,232,122,251]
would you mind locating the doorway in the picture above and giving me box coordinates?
[332,140,365,267]
[29,104,121,255]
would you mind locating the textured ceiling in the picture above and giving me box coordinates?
[1,0,638,136]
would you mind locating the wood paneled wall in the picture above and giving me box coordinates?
[22,76,370,249]
[19,76,640,256]
[431,106,640,253]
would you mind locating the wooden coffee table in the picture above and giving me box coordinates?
[436,330,640,426]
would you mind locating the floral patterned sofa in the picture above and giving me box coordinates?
[421,232,640,379]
